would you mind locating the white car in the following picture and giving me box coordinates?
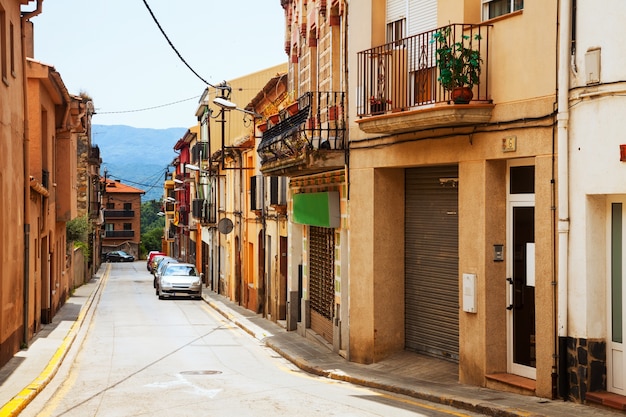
[156,263,203,300]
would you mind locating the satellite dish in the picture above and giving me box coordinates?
[217,218,234,234]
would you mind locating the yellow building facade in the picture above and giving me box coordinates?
[349,0,558,399]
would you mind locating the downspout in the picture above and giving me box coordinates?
[20,0,43,348]
[557,0,572,400]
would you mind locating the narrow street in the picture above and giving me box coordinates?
[21,262,484,417]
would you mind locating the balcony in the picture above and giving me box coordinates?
[356,23,493,135]
[258,91,346,176]
[104,210,134,218]
[104,230,135,238]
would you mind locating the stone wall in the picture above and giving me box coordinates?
[567,337,606,402]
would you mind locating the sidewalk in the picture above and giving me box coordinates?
[0,266,622,417]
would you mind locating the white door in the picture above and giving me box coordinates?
[607,197,626,395]
[506,161,536,380]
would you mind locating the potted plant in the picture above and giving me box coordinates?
[369,96,391,115]
[433,26,483,104]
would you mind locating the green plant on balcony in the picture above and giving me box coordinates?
[433,26,482,104]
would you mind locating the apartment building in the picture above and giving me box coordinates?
[102,179,144,260]
[1,0,97,368]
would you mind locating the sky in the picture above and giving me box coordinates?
[31,1,288,129]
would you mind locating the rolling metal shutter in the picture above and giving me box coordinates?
[405,166,459,361]
[309,226,335,343]
[388,0,437,35]
[408,0,437,36]
[387,0,406,24]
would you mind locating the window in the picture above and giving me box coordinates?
[9,22,14,77]
[482,0,523,20]
[386,18,405,45]
[0,7,7,84]
[105,223,114,231]
[106,202,115,209]
[123,223,132,230]
[123,202,132,210]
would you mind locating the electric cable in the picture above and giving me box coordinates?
[96,95,200,115]
[141,0,214,87]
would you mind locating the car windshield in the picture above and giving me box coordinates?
[164,265,198,276]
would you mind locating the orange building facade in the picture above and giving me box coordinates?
[101,179,144,260]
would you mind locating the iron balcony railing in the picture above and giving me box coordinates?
[257,91,346,165]
[104,210,134,218]
[104,230,134,238]
[356,23,491,117]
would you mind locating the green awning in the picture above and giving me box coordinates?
[292,191,340,228]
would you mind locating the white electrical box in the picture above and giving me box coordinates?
[585,48,601,85]
[462,273,477,313]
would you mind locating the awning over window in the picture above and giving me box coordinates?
[292,191,340,228]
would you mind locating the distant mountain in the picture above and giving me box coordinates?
[92,125,187,202]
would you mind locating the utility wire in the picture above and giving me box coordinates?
[96,95,200,115]
[141,0,213,87]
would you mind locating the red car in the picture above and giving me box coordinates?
[147,251,166,272]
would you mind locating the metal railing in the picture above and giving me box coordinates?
[356,23,491,117]
[104,230,134,238]
[258,91,346,165]
[103,210,134,218]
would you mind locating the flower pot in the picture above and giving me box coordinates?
[286,101,299,116]
[370,103,386,115]
[268,113,280,125]
[451,86,474,104]
[328,105,339,120]
[257,122,268,133]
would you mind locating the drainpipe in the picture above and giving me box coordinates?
[20,0,43,348]
[557,0,572,400]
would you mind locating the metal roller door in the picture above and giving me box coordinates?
[405,166,459,361]
[309,226,335,343]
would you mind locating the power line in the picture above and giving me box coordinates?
[141,0,214,87]
[96,95,200,115]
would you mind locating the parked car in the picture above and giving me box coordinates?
[156,263,203,300]
[104,250,135,262]
[147,251,166,272]
[150,254,170,275]
[153,257,178,288]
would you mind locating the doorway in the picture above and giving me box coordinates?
[608,197,626,395]
[507,162,536,379]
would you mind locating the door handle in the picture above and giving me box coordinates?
[506,277,514,310]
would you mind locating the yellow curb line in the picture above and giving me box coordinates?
[0,265,110,417]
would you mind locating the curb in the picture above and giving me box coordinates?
[201,293,544,417]
[0,266,108,417]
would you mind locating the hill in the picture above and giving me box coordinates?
[92,125,187,202]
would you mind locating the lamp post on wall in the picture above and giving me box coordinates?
[211,90,268,316]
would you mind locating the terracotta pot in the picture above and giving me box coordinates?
[268,113,280,124]
[257,122,268,132]
[451,86,474,104]
[286,102,299,116]
[328,105,339,120]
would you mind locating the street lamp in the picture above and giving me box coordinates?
[213,97,263,119]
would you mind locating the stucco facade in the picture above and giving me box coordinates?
[0,0,29,366]
[102,180,144,260]
[348,0,559,400]
[565,0,626,404]
[1,0,93,368]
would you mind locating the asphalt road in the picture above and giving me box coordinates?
[22,262,486,417]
